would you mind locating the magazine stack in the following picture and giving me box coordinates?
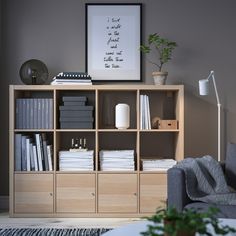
[142,158,177,171]
[99,150,135,171]
[59,150,94,171]
[51,72,92,85]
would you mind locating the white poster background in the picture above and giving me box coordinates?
[87,5,141,81]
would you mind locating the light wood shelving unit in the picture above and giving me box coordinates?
[9,84,184,217]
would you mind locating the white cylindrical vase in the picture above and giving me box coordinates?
[115,103,130,129]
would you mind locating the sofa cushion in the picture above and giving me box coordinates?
[225,142,236,190]
[185,202,236,219]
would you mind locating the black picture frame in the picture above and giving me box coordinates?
[85,3,142,82]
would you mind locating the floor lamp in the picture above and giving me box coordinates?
[199,71,221,162]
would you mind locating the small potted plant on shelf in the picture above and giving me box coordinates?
[140,33,177,85]
[141,207,236,236]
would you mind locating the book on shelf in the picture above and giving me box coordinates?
[147,96,151,129]
[14,134,22,171]
[51,80,92,85]
[42,133,49,171]
[51,72,92,85]
[26,138,31,171]
[14,133,53,171]
[29,99,34,129]
[29,142,35,171]
[26,99,30,129]
[99,150,135,171]
[32,145,38,171]
[47,145,53,171]
[15,98,53,129]
[22,99,26,129]
[59,150,94,171]
[38,99,42,129]
[141,158,177,171]
[140,95,151,130]
[47,99,53,128]
[15,99,22,129]
[33,98,38,128]
[99,150,134,157]
[35,134,43,171]
[55,72,92,79]
[39,133,46,170]
[21,135,27,171]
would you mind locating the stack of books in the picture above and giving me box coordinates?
[99,150,135,171]
[142,158,177,171]
[15,98,53,129]
[59,150,94,171]
[14,133,53,171]
[59,96,94,129]
[51,72,92,85]
[140,95,151,129]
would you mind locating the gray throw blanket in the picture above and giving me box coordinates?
[175,155,236,205]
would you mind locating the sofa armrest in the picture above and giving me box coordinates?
[167,167,192,211]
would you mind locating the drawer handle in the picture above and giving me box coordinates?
[134,193,137,196]
[50,193,53,196]
[91,193,95,196]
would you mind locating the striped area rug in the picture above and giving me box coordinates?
[0,228,111,235]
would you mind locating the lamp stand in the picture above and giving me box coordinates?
[210,71,221,162]
[217,103,221,162]
[200,71,221,162]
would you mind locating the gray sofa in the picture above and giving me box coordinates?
[167,143,236,218]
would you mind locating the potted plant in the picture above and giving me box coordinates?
[141,207,236,236]
[140,33,177,85]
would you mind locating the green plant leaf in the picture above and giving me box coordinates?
[140,33,177,71]
[141,206,236,236]
[140,45,151,53]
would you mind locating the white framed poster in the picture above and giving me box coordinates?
[86,3,142,82]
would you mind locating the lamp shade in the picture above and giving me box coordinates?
[199,79,209,96]
[19,59,48,85]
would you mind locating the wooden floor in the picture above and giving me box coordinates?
[0,212,140,229]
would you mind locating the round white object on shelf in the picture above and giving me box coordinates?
[115,103,130,129]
